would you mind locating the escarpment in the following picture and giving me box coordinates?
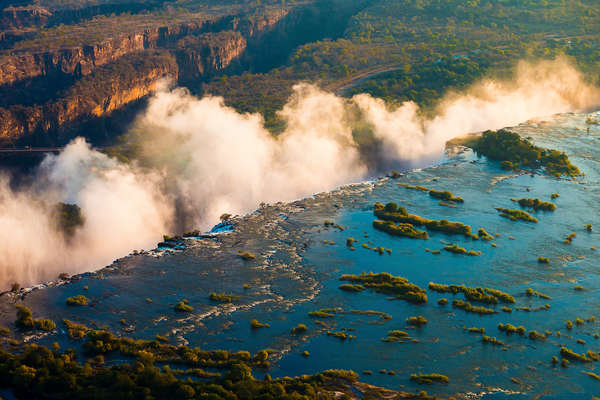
[0,6,289,145]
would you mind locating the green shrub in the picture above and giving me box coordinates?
[209,293,240,303]
[66,295,88,306]
[15,305,34,329]
[495,208,538,223]
[250,319,269,329]
[174,301,193,312]
[34,319,56,331]
[410,373,450,384]
[291,324,308,334]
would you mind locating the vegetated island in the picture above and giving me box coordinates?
[0,307,428,400]
[454,129,580,177]
[374,202,475,238]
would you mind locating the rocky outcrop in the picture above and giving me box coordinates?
[0,5,52,30]
[0,7,289,145]
[0,9,288,88]
[0,18,212,87]
[0,50,177,144]
[175,31,247,82]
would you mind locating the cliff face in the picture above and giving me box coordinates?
[0,51,178,144]
[0,6,52,30]
[0,7,289,145]
[176,31,247,82]
[0,19,211,87]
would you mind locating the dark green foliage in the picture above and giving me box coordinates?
[511,198,556,211]
[472,129,580,177]
[526,288,551,299]
[428,282,514,304]
[63,319,88,339]
[209,293,239,303]
[52,203,85,237]
[452,300,496,315]
[477,228,493,241]
[15,305,34,329]
[34,319,56,331]
[406,315,427,327]
[443,244,481,256]
[340,272,427,304]
[560,347,592,362]
[66,295,88,306]
[250,319,270,329]
[374,202,473,237]
[495,208,538,223]
[291,324,308,334]
[0,333,367,400]
[482,336,504,346]
[15,305,56,332]
[410,373,450,384]
[174,301,193,312]
[428,189,463,203]
[339,284,365,292]
[372,220,428,239]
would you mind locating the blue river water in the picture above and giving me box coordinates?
[6,111,600,399]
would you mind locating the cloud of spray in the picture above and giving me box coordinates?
[0,57,598,289]
[354,57,600,166]
[0,139,172,288]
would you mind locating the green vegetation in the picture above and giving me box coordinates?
[511,198,556,211]
[410,373,450,384]
[340,272,427,304]
[14,305,56,332]
[174,301,193,313]
[564,232,576,244]
[495,208,538,223]
[560,347,592,362]
[526,288,551,299]
[63,319,88,339]
[348,310,392,320]
[339,284,365,292]
[0,319,376,400]
[467,327,485,334]
[291,324,308,334]
[498,323,526,336]
[52,203,85,237]
[374,202,473,238]
[428,283,514,304]
[584,371,600,382]
[574,285,585,291]
[250,319,270,329]
[586,224,593,232]
[308,310,336,318]
[327,330,354,340]
[443,244,481,256]
[34,319,57,332]
[209,293,240,303]
[478,228,493,241]
[66,295,89,306]
[538,256,550,264]
[452,300,496,315]
[482,336,504,346]
[471,129,580,177]
[406,315,427,327]
[428,189,464,203]
[372,220,429,239]
[437,298,448,306]
[15,305,35,329]
[551,193,560,199]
